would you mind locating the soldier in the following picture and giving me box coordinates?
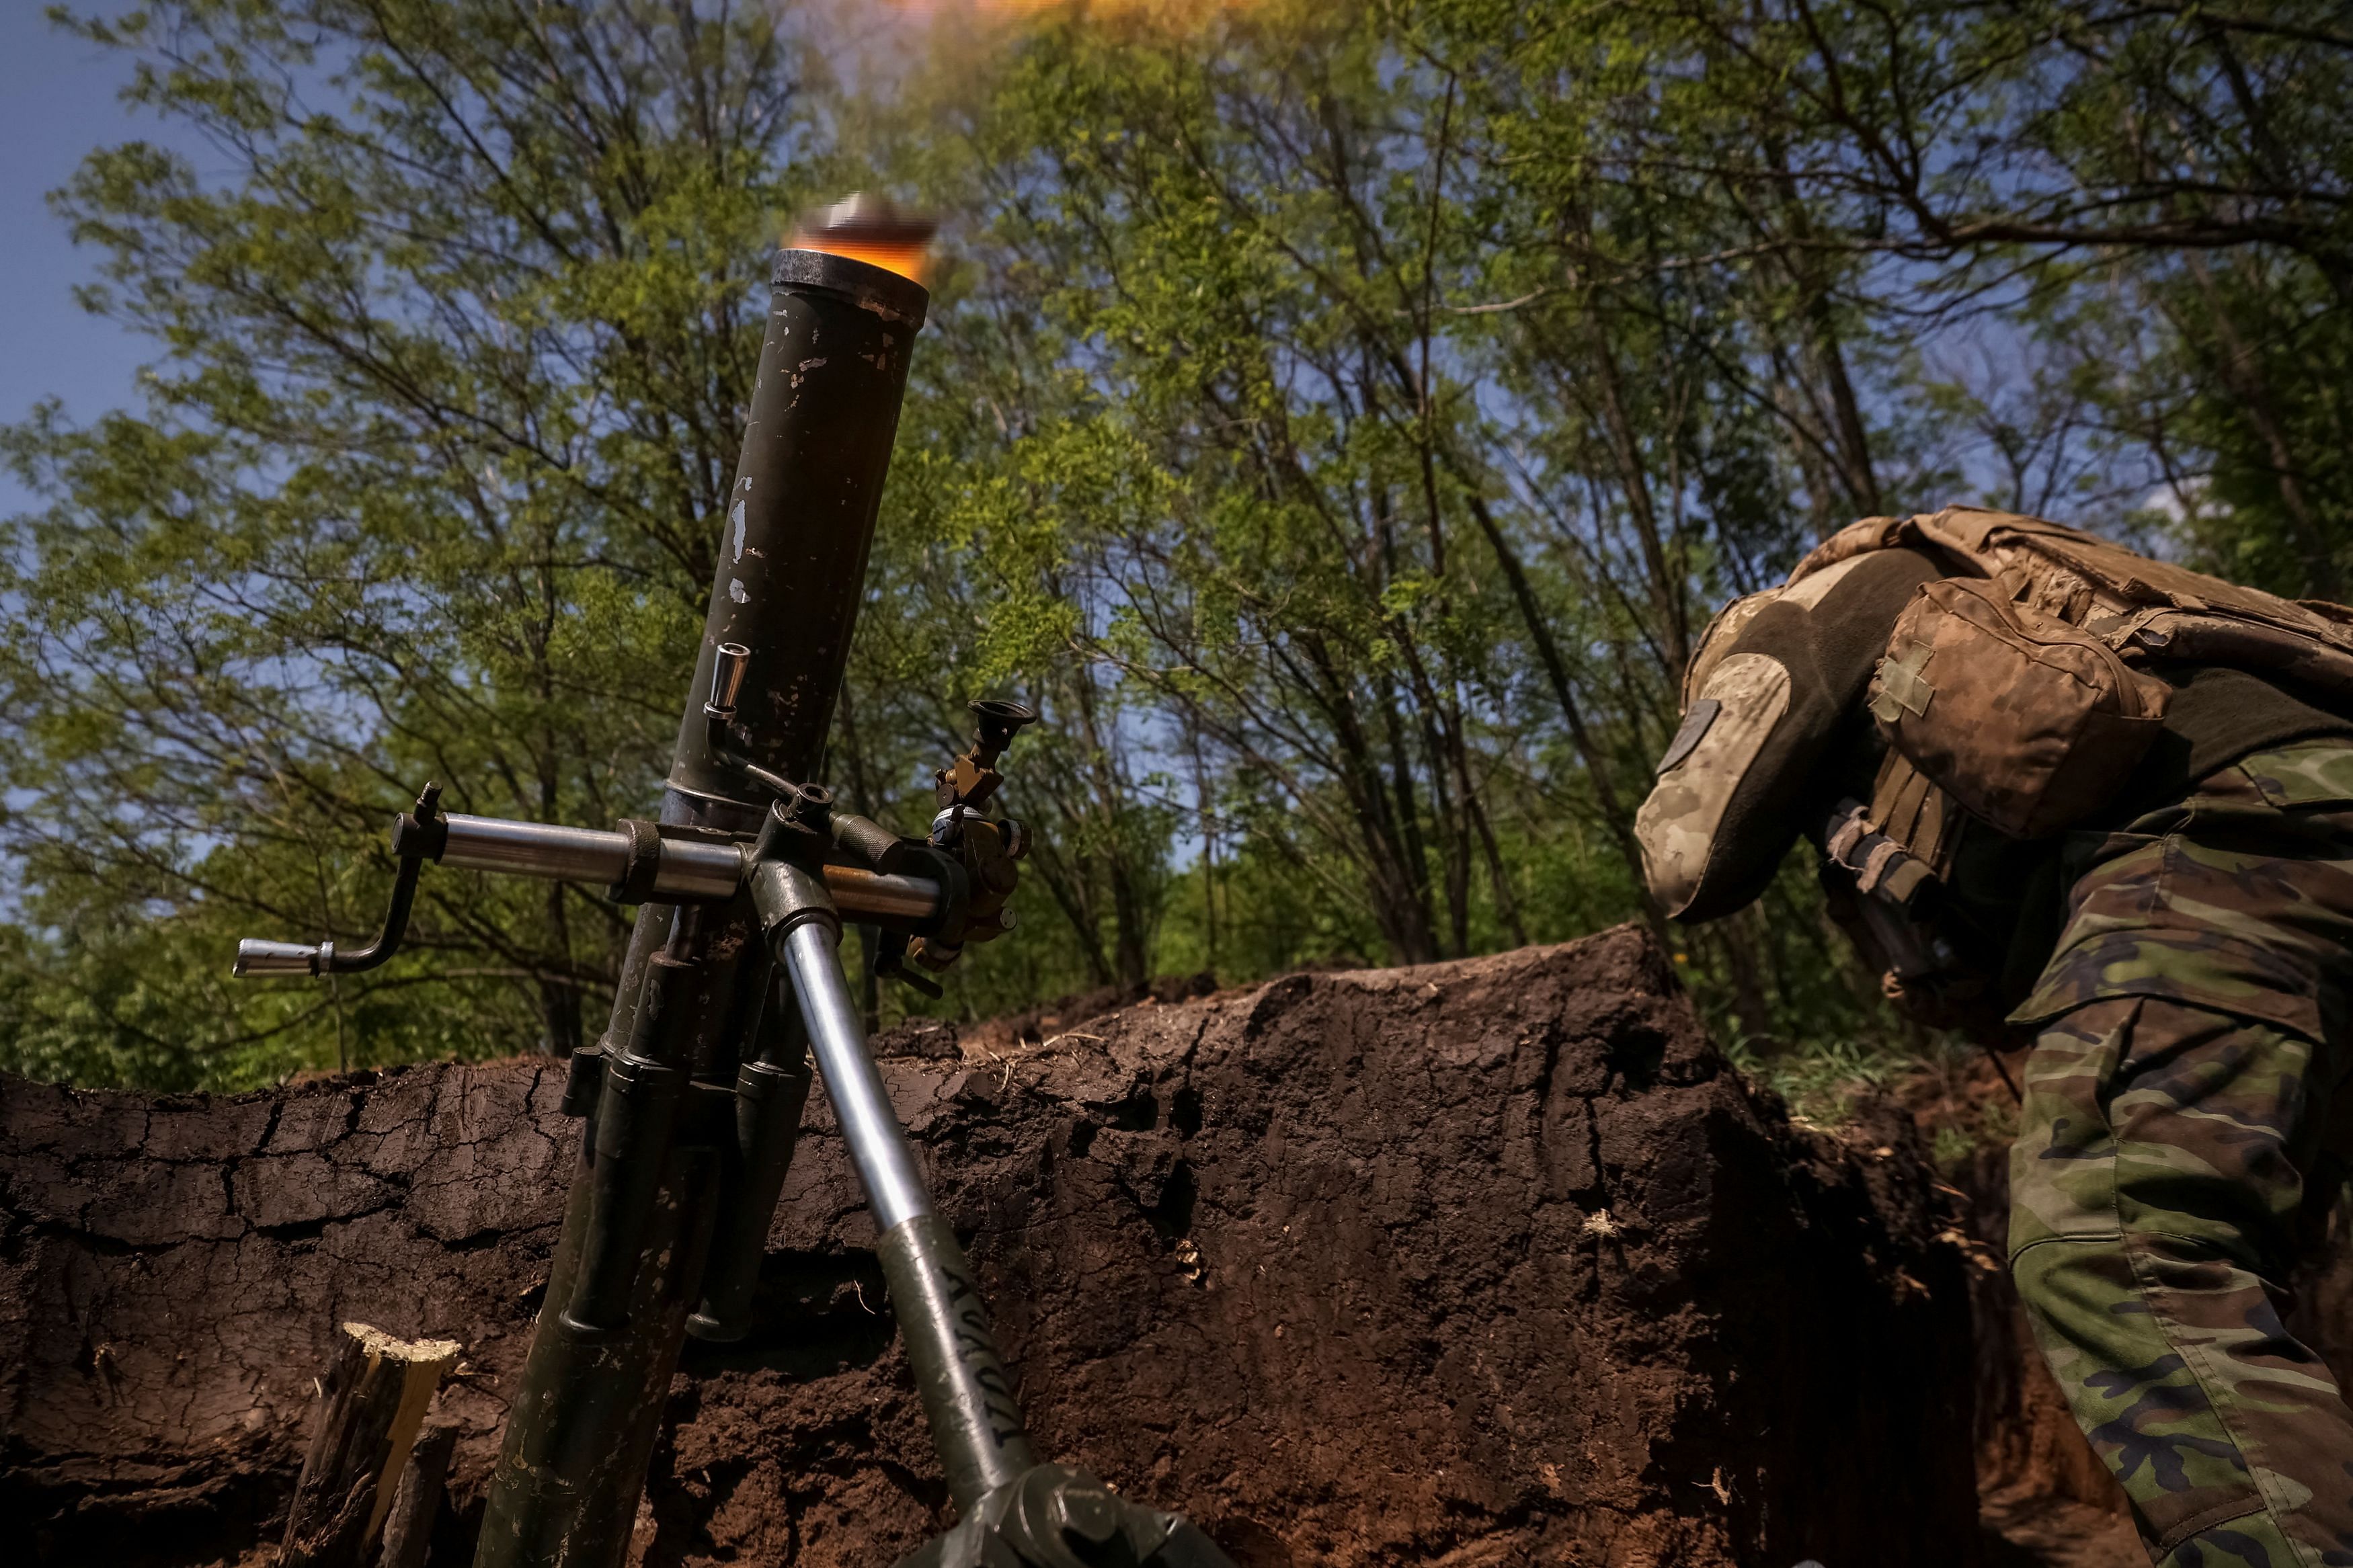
[1636,506,2353,1567]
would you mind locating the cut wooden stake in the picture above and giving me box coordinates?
[374,1422,457,1568]
[280,1322,461,1568]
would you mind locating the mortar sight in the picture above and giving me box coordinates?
[971,698,1039,759]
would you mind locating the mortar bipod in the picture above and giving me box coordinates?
[225,707,1234,1564]
[746,848,1234,1568]
[223,764,1004,1344]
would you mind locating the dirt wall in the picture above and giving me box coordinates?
[1,927,1982,1566]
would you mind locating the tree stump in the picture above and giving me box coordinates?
[280,1323,461,1568]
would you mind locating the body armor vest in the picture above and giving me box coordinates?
[1794,505,2353,694]
[1769,505,2353,889]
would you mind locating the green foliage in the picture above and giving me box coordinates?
[4,0,2348,1091]
[1,0,821,1083]
[1724,1033,1914,1130]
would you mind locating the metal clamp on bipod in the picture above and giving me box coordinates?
[892,1464,1236,1568]
[720,777,965,997]
[755,777,837,866]
[742,784,859,938]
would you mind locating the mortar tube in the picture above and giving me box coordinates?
[471,244,931,1568]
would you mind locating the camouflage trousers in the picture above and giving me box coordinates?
[2011,739,2353,1567]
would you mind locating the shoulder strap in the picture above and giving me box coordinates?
[1919,505,2353,648]
[1786,507,2025,589]
[1789,504,2353,700]
[1787,516,1909,584]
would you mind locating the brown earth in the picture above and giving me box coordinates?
[3,927,1991,1566]
[1878,1050,2141,1567]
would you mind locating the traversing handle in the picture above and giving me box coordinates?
[232,784,442,977]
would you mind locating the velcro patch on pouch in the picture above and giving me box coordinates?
[1870,641,1935,724]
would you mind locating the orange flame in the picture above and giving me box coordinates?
[789,194,939,286]
[793,237,934,286]
[879,0,1265,22]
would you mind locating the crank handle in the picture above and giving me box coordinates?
[233,940,331,978]
[231,784,444,980]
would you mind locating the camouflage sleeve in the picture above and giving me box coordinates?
[1636,547,1943,921]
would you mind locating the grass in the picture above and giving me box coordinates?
[1722,1033,1917,1128]
[1724,1030,2020,1169]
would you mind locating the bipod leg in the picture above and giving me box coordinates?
[775,912,1040,1505]
[767,886,1234,1568]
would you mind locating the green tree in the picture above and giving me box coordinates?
[1,0,824,1085]
[12,0,2350,1091]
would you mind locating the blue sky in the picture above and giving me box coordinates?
[0,3,184,518]
[0,1,915,525]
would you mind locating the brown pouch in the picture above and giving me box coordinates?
[1868,577,2172,838]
